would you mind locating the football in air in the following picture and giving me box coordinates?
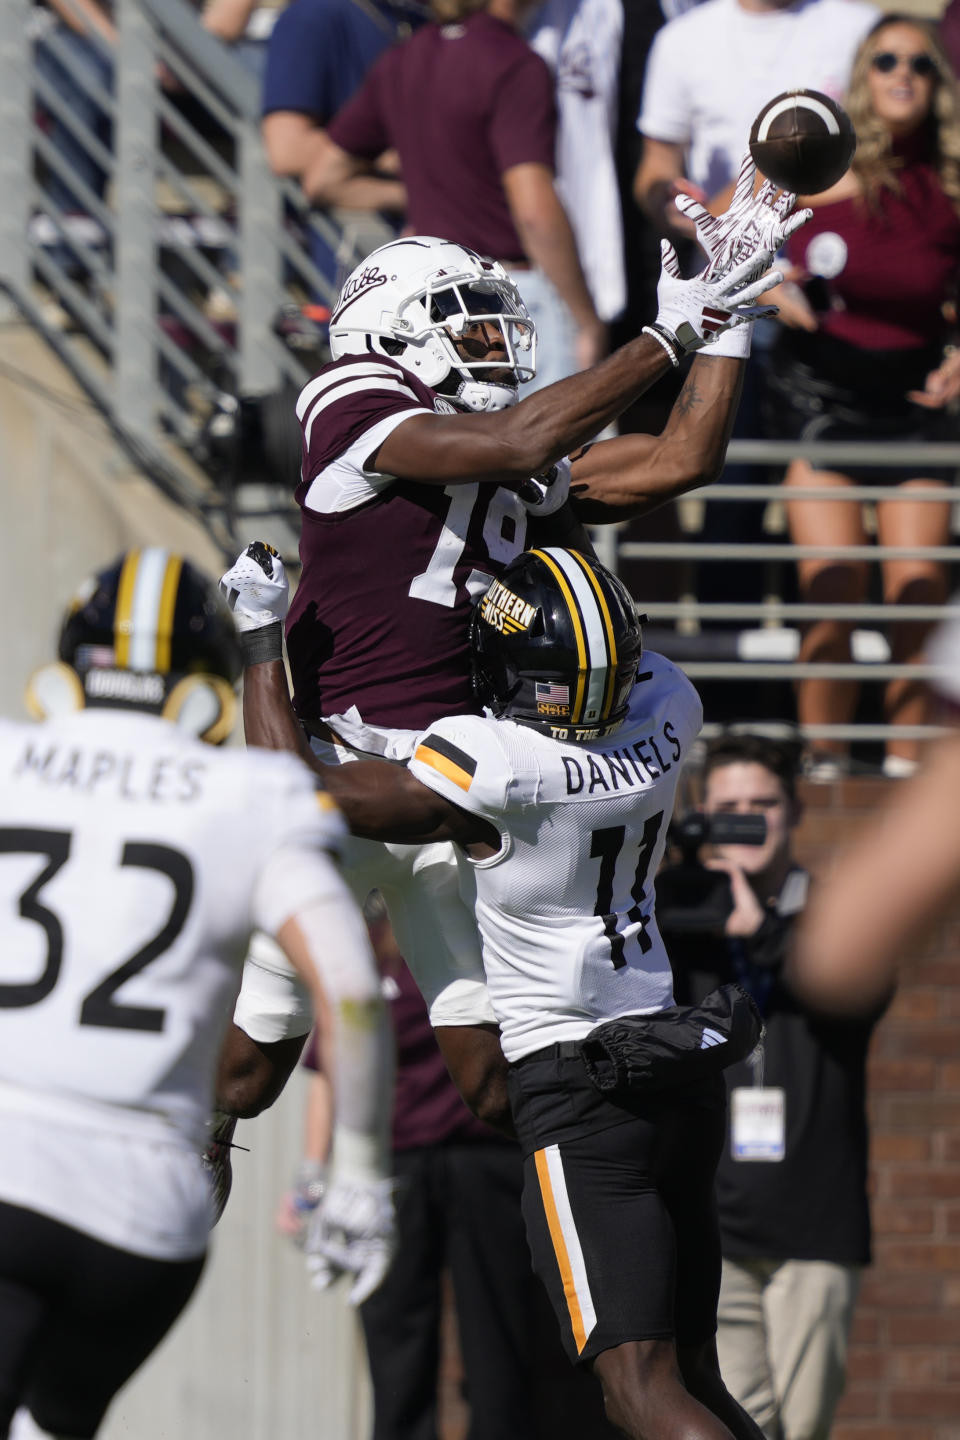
[749,89,856,195]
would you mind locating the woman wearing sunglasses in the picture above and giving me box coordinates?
[766,15,960,780]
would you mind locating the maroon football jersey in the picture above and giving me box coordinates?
[286,354,531,729]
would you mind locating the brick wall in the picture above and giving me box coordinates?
[798,778,960,1440]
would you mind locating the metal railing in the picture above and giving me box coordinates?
[0,0,382,546]
[619,437,960,748]
[2,0,960,755]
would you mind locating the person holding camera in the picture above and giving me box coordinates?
[659,733,883,1440]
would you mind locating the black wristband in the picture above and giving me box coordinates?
[239,622,283,666]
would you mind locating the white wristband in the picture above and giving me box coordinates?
[642,324,682,369]
[702,322,753,360]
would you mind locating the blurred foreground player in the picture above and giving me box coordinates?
[790,604,960,1014]
[0,551,393,1440]
[238,544,767,1440]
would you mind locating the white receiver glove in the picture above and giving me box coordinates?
[219,541,290,632]
[677,151,812,286]
[645,152,812,363]
[648,246,784,362]
[305,1174,397,1306]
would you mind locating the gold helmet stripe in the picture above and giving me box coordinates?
[113,549,141,669]
[155,553,183,674]
[530,548,588,722]
[535,548,614,726]
[566,548,618,719]
[114,548,182,673]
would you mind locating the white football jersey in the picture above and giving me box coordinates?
[0,709,344,1146]
[408,652,702,1060]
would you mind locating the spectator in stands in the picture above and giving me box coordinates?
[768,15,960,779]
[303,0,606,390]
[939,0,960,81]
[34,0,115,220]
[526,0,627,340]
[633,0,877,616]
[260,0,423,287]
[660,732,882,1440]
[197,0,287,77]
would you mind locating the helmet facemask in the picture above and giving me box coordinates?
[406,276,536,412]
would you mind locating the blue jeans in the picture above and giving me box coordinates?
[34,25,114,213]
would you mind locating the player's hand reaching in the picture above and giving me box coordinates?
[219,541,289,631]
[305,1175,397,1305]
[676,150,812,286]
[647,244,783,363]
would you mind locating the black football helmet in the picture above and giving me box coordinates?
[29,548,241,743]
[470,547,643,740]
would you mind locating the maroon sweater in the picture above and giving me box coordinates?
[786,134,960,352]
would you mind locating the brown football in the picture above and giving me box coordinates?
[749,89,856,195]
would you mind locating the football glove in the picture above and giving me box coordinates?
[219,541,289,632]
[650,244,783,361]
[517,458,572,516]
[201,1109,240,1227]
[677,150,812,287]
[304,1175,396,1306]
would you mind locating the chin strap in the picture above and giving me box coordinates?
[455,380,520,413]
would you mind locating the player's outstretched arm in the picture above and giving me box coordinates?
[568,352,744,522]
[219,542,317,764]
[372,253,785,489]
[268,884,396,1306]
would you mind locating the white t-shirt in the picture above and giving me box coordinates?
[0,708,346,1258]
[409,653,703,1061]
[639,0,878,197]
[528,0,626,321]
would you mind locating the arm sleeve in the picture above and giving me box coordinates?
[636,23,692,145]
[489,51,557,174]
[248,766,392,1169]
[327,63,390,159]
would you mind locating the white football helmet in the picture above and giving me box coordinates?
[328,236,537,412]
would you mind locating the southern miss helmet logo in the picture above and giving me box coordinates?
[480,578,537,635]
